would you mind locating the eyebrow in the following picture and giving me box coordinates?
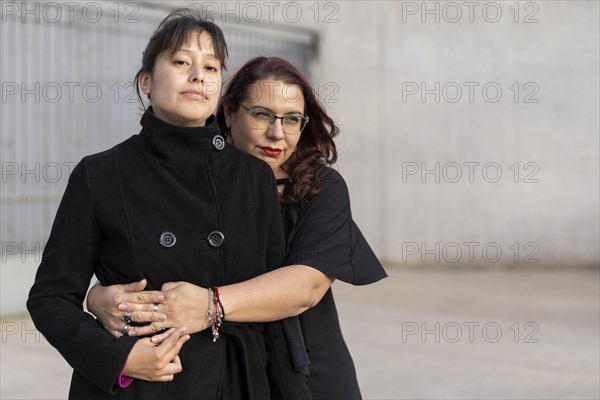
[252,105,304,116]
[176,49,218,60]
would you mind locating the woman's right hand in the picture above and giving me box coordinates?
[86,279,166,338]
[123,327,190,382]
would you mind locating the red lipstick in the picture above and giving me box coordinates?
[260,147,282,157]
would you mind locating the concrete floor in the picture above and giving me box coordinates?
[1,267,599,399]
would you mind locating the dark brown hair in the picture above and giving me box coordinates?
[217,57,339,204]
[134,8,228,108]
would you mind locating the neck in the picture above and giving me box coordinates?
[273,165,289,180]
[140,107,222,163]
[152,107,207,128]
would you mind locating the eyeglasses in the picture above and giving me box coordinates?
[238,103,309,135]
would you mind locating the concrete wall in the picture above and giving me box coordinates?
[309,1,599,267]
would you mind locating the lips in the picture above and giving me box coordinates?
[181,90,207,101]
[260,147,282,157]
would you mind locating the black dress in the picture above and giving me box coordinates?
[279,167,388,400]
[27,109,292,399]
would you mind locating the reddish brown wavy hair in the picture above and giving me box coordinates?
[217,57,339,204]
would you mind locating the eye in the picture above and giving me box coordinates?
[252,110,273,120]
[205,65,219,72]
[284,116,302,125]
[174,60,189,66]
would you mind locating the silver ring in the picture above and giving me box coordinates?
[122,311,132,324]
[153,303,159,312]
[122,324,131,335]
[158,322,165,331]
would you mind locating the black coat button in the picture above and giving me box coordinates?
[207,231,225,248]
[212,134,225,151]
[159,232,176,248]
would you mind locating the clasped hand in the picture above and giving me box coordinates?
[87,279,211,338]
[86,280,212,382]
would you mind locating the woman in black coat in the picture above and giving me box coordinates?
[88,57,388,399]
[27,10,293,400]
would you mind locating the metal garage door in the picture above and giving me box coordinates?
[1,2,317,248]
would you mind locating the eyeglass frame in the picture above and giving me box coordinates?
[237,103,310,135]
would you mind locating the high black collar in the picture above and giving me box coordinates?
[140,107,221,162]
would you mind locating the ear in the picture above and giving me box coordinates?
[223,106,233,129]
[139,71,151,95]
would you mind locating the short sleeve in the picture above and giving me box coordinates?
[284,168,387,285]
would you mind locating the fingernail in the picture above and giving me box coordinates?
[151,336,158,342]
[117,304,127,311]
[159,314,167,321]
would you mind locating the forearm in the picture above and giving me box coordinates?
[220,265,334,322]
[28,292,137,393]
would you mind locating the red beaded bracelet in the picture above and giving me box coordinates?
[212,286,225,318]
[209,287,224,342]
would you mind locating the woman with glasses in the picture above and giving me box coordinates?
[87,56,387,399]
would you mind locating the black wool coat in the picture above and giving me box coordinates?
[27,109,288,399]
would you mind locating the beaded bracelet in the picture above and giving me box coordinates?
[206,288,216,340]
[207,287,225,342]
[212,286,225,318]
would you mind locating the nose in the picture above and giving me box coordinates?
[190,66,204,83]
[266,119,285,140]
